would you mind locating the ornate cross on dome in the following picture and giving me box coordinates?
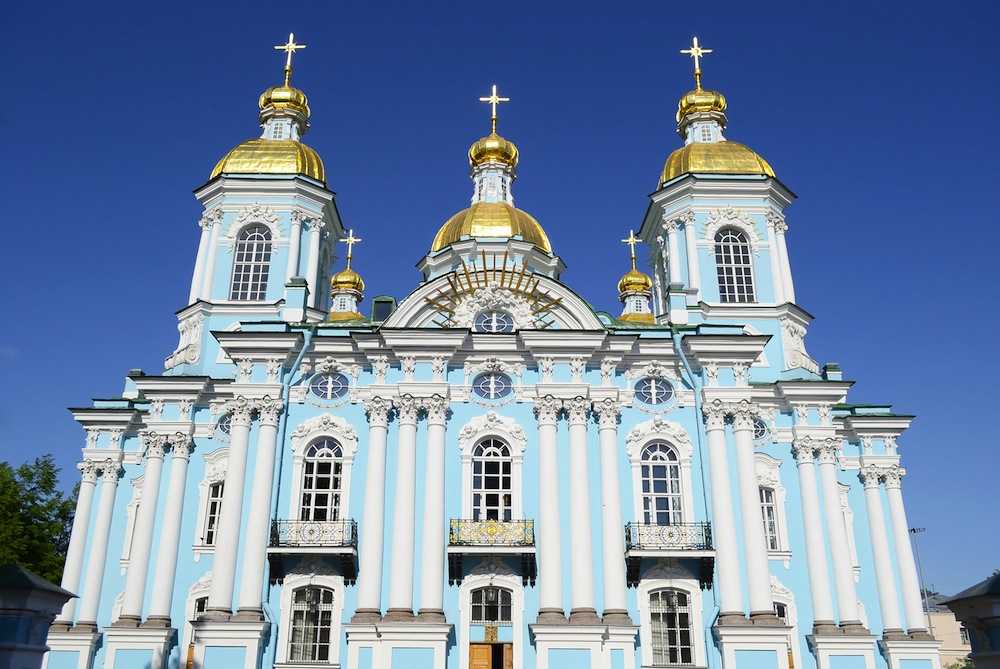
[621,229,640,268]
[275,33,306,84]
[341,229,361,268]
[479,84,510,133]
[680,36,712,89]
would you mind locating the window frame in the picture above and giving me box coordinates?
[192,447,228,560]
[637,565,706,668]
[299,439,345,522]
[229,224,273,301]
[755,453,791,561]
[627,418,695,527]
[274,569,345,667]
[639,442,684,526]
[457,414,527,520]
[458,567,524,669]
[714,227,756,303]
[288,414,358,527]
[471,439,514,522]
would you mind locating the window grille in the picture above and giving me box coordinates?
[229,225,272,300]
[300,440,344,522]
[204,482,224,545]
[289,587,334,662]
[649,589,693,666]
[471,587,513,626]
[472,439,512,521]
[641,442,683,525]
[714,228,755,303]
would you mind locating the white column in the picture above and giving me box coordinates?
[119,433,167,623]
[147,436,195,624]
[77,459,123,628]
[683,212,701,297]
[665,219,683,285]
[884,466,927,634]
[566,397,598,623]
[206,397,254,617]
[703,401,744,620]
[306,219,323,309]
[189,217,213,304]
[199,220,222,301]
[353,398,392,621]
[774,220,795,304]
[237,398,284,617]
[766,217,786,303]
[55,460,100,625]
[792,440,836,629]
[418,395,448,621]
[816,442,864,628]
[732,404,775,619]
[386,394,419,620]
[594,399,630,624]
[286,212,304,282]
[535,396,565,622]
[860,465,904,634]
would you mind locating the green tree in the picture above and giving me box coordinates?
[0,455,77,583]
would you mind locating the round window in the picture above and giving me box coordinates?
[472,372,513,399]
[216,414,232,435]
[474,311,515,333]
[634,377,673,405]
[309,373,350,400]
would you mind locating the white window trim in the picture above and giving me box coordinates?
[770,575,802,669]
[626,417,694,524]
[287,414,358,522]
[838,483,860,580]
[458,558,524,669]
[182,572,212,652]
[193,448,228,561]
[637,561,706,669]
[756,453,791,565]
[457,412,527,519]
[274,564,346,667]
[119,475,143,573]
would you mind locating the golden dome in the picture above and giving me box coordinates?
[469,132,519,167]
[211,139,325,182]
[431,202,551,253]
[259,84,311,117]
[660,141,774,185]
[676,87,727,122]
[331,266,365,293]
[618,267,653,294]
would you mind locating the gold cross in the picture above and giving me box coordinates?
[275,33,306,84]
[341,229,361,268]
[680,36,712,88]
[479,84,510,133]
[621,229,641,268]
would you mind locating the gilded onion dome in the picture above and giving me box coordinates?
[469,132,519,168]
[676,86,727,121]
[331,266,364,293]
[259,83,311,117]
[618,266,653,294]
[431,202,551,253]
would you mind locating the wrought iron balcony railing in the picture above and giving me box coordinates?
[624,522,713,552]
[270,519,358,549]
[449,519,535,547]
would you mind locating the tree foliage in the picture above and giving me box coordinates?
[0,455,77,583]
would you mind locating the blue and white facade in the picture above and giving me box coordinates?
[45,50,942,669]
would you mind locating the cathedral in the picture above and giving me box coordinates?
[44,35,942,669]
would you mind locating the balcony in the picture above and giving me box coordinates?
[624,522,714,589]
[447,519,536,586]
[267,519,358,585]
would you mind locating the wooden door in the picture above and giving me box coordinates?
[503,643,513,669]
[470,643,492,669]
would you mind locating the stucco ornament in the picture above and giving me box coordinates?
[702,207,761,255]
[452,282,534,330]
[226,202,282,245]
[457,411,528,453]
[314,356,361,382]
[625,416,692,457]
[371,356,389,384]
[781,317,819,374]
[167,312,204,369]
[626,360,681,384]
[292,413,358,452]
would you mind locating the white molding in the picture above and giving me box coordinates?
[636,561,707,669]
[193,448,227,561]
[274,566,346,666]
[458,558,525,669]
[286,414,358,522]
[457,412,527,518]
[756,453,791,558]
[120,475,143,573]
[626,418,695,524]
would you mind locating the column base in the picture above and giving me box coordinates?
[535,608,568,624]
[142,616,173,628]
[382,607,415,622]
[417,608,447,622]
[904,628,934,640]
[881,629,909,641]
[717,611,751,626]
[109,614,142,628]
[813,620,841,635]
[48,621,73,633]
[601,609,634,625]
[71,621,99,634]
[233,608,265,622]
[350,608,382,623]
[840,620,871,635]
[569,607,601,624]
[750,611,786,626]
[200,607,232,621]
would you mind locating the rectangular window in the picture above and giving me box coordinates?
[271,123,285,139]
[760,487,779,551]
[290,588,334,662]
[699,125,713,142]
[204,482,224,545]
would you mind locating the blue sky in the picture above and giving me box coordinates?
[2,1,997,596]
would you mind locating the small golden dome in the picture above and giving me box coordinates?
[618,267,653,294]
[259,84,311,117]
[331,266,365,293]
[431,202,551,253]
[660,141,774,185]
[469,132,519,168]
[676,87,727,122]
[211,139,325,182]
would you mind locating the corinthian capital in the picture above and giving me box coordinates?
[702,399,727,430]
[534,395,560,426]
[792,439,816,465]
[395,394,419,423]
[365,397,392,427]
[882,464,905,488]
[256,396,285,425]
[814,439,840,465]
[423,394,450,424]
[170,433,195,459]
[730,399,756,430]
[140,432,167,460]
[78,460,101,484]
[860,464,883,488]
[564,396,591,424]
[224,396,255,426]
[592,398,621,429]
[100,459,122,482]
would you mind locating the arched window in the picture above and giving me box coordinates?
[641,442,683,525]
[300,440,344,522]
[714,228,755,303]
[472,439,512,521]
[289,586,334,662]
[649,589,693,666]
[229,225,272,300]
[471,586,513,626]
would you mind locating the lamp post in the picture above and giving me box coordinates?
[909,527,935,637]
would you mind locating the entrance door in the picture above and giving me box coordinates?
[469,643,513,669]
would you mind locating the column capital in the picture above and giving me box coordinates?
[365,396,393,427]
[307,218,326,233]
[534,394,560,426]
[255,396,285,425]
[814,440,840,465]
[792,439,817,465]
[100,458,123,482]
[730,399,757,430]
[702,399,727,430]
[223,396,255,426]
[78,460,101,484]
[592,398,621,429]
[422,394,450,425]
[198,207,223,231]
[395,394,420,424]
[140,432,168,460]
[882,464,905,488]
[169,433,195,460]
[564,396,590,424]
[860,463,885,488]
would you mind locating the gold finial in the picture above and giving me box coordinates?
[341,229,362,269]
[275,33,307,86]
[680,36,713,90]
[479,84,510,134]
[621,229,641,270]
